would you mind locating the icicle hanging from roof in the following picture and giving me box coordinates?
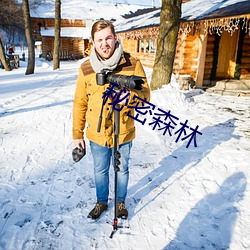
[117,15,250,40]
[242,16,250,36]
[179,15,250,37]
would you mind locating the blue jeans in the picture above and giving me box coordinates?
[90,140,132,205]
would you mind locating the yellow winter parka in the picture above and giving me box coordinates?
[72,52,150,148]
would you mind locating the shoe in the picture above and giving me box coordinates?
[117,202,128,219]
[87,202,108,220]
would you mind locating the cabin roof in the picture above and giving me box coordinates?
[30,0,151,20]
[115,0,250,32]
[182,0,250,21]
[115,8,160,33]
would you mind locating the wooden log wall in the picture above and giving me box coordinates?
[41,37,86,58]
[32,18,86,29]
[72,38,88,56]
[61,38,74,52]
[120,31,200,77]
[120,38,156,68]
[183,35,198,79]
[120,39,137,54]
[173,34,199,80]
[173,34,185,75]
[240,35,250,79]
[203,34,215,82]
[134,53,156,68]
[41,37,53,58]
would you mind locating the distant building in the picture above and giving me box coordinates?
[30,1,151,60]
[31,18,92,60]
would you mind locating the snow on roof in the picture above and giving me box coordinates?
[30,0,151,20]
[114,0,250,33]
[114,8,160,32]
[40,27,92,39]
[182,0,250,21]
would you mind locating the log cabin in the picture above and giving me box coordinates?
[31,18,92,60]
[115,0,250,91]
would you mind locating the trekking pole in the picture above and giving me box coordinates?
[110,103,121,238]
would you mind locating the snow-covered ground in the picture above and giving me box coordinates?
[0,50,250,250]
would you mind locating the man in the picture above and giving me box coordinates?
[72,20,150,220]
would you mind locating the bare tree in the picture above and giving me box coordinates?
[151,0,182,90]
[0,0,24,38]
[0,37,11,71]
[53,0,61,70]
[0,0,23,71]
[22,0,35,75]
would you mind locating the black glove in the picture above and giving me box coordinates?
[72,146,86,162]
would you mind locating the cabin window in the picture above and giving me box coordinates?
[150,38,155,53]
[146,38,150,53]
[137,38,156,54]
[137,39,143,53]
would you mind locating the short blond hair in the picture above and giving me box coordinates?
[91,20,116,40]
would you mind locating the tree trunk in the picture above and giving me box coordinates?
[151,0,182,90]
[53,0,61,70]
[22,0,35,75]
[0,37,11,71]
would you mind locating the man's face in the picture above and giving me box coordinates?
[93,27,117,60]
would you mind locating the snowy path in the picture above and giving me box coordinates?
[0,59,250,249]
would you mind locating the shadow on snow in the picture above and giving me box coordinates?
[164,172,247,249]
[128,118,243,248]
